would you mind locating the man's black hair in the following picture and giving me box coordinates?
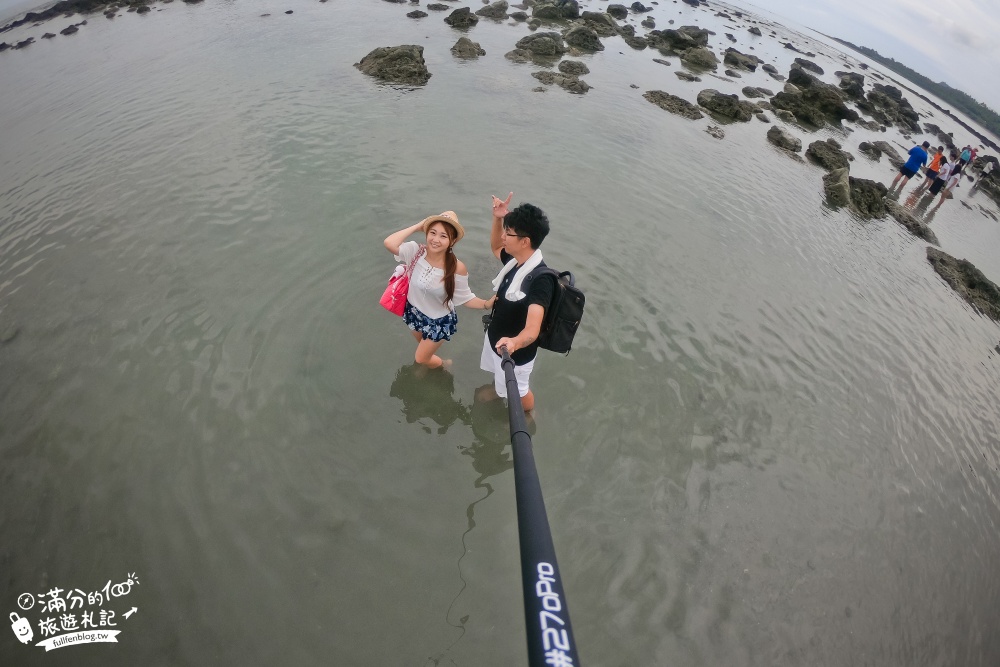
[921,141,930,148]
[504,203,550,250]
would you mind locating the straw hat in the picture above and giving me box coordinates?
[420,210,465,242]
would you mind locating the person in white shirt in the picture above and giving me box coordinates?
[383,211,496,370]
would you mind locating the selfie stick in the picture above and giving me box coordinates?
[500,346,581,667]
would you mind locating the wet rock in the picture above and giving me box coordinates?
[675,71,701,82]
[631,2,652,12]
[838,71,865,99]
[42,31,55,38]
[504,48,532,63]
[641,17,654,28]
[475,0,508,19]
[531,70,591,93]
[643,90,704,120]
[775,109,795,123]
[823,168,851,207]
[723,47,760,71]
[793,58,823,75]
[137,4,150,13]
[806,139,852,171]
[646,25,709,52]
[515,31,567,58]
[355,45,432,85]
[859,84,920,133]
[682,47,719,70]
[858,141,881,160]
[564,24,604,51]
[532,0,579,19]
[748,26,761,36]
[770,66,859,127]
[872,140,904,168]
[558,60,589,75]
[742,86,772,99]
[653,58,671,67]
[766,125,801,152]
[451,37,485,58]
[606,4,628,20]
[848,177,888,218]
[445,7,479,28]
[761,63,778,74]
[705,125,725,140]
[60,24,78,35]
[888,201,938,244]
[725,33,737,43]
[580,11,618,36]
[724,69,742,78]
[925,249,1000,321]
[510,10,527,20]
[756,100,773,111]
[697,89,756,121]
[756,112,770,122]
[407,10,428,18]
[427,3,450,9]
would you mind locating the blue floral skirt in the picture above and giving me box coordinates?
[404,301,458,342]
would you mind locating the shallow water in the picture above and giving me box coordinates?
[1,1,999,665]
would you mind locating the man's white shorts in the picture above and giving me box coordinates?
[480,334,534,398]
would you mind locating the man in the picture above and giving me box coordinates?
[480,192,555,412]
[890,141,930,190]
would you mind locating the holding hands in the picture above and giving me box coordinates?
[492,192,513,219]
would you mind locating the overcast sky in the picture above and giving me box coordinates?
[743,0,1000,112]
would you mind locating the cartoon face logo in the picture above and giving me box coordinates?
[10,612,33,644]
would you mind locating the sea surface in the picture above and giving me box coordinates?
[1,1,999,665]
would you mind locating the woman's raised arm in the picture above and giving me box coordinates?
[384,222,425,255]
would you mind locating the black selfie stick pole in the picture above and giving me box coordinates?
[500,346,581,667]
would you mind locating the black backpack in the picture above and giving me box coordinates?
[524,267,585,354]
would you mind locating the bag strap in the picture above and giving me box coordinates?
[405,244,426,278]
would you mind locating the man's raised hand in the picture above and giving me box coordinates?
[492,192,513,219]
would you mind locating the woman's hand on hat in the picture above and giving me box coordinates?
[492,192,513,219]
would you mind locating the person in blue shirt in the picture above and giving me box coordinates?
[890,141,930,190]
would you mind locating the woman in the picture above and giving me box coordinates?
[383,211,495,369]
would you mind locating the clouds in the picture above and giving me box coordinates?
[745,0,1000,110]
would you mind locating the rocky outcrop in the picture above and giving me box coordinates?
[606,4,628,19]
[355,45,431,85]
[823,168,851,207]
[696,89,757,121]
[926,248,1000,319]
[793,58,823,75]
[837,71,865,99]
[848,177,888,218]
[888,201,938,244]
[766,125,801,152]
[532,0,579,19]
[858,141,881,160]
[580,11,619,36]
[532,70,590,94]
[806,139,852,171]
[742,86,773,99]
[857,84,920,132]
[723,47,760,71]
[871,140,904,169]
[675,71,701,82]
[643,90,704,120]
[444,7,479,28]
[475,0,508,19]
[564,24,604,51]
[769,66,859,127]
[646,25,709,52]
[451,37,485,58]
[558,60,589,76]
[682,47,719,70]
[748,26,761,36]
[515,31,567,57]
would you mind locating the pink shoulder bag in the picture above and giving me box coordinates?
[380,245,426,316]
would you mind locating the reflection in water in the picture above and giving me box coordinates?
[429,387,515,666]
[389,364,471,434]
[902,190,937,220]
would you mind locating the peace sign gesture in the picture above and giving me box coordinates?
[492,192,513,219]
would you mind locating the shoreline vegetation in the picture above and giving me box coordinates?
[829,37,1000,151]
